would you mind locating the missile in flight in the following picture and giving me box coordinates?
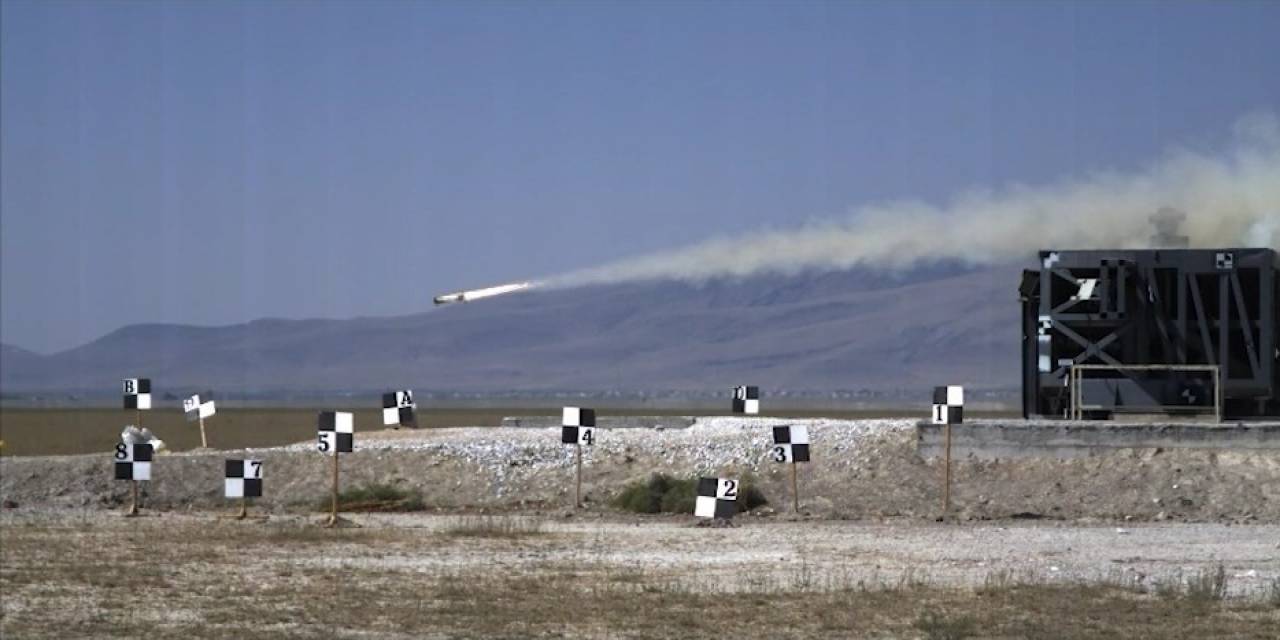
[433,281,534,306]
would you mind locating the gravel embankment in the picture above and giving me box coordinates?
[2,417,1278,522]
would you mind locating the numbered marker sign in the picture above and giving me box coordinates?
[114,443,153,481]
[932,385,965,425]
[694,477,738,519]
[183,394,216,422]
[732,385,759,415]
[225,459,263,498]
[123,378,152,410]
[561,406,596,446]
[381,390,417,427]
[771,425,810,463]
[317,411,354,455]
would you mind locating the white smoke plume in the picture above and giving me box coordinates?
[550,113,1280,287]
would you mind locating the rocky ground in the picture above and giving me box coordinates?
[2,418,1278,523]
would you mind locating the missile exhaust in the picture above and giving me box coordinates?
[433,281,534,306]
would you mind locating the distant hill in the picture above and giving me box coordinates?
[0,264,1023,396]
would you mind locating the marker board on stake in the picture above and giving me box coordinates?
[317,411,354,454]
[317,411,354,527]
[694,477,738,519]
[771,425,809,514]
[123,378,152,410]
[931,385,964,520]
[382,390,417,428]
[183,394,217,421]
[562,407,596,508]
[932,386,965,425]
[225,459,263,498]
[560,406,596,445]
[184,393,217,448]
[732,386,760,415]
[770,425,810,463]
[114,442,153,481]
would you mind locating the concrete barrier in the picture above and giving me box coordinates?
[501,415,697,430]
[917,419,1280,459]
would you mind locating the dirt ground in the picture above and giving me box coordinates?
[2,511,1277,639]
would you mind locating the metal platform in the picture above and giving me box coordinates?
[1020,248,1279,420]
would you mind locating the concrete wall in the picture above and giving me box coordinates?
[501,415,696,430]
[917,419,1280,459]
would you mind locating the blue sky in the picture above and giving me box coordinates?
[3,0,1279,353]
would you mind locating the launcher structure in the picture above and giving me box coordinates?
[1020,248,1278,420]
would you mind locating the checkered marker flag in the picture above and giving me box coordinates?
[113,443,153,481]
[225,459,263,498]
[932,386,964,425]
[317,411,354,454]
[183,394,216,422]
[382,390,417,428]
[694,477,738,519]
[771,425,810,463]
[732,385,760,415]
[123,378,152,410]
[561,407,596,445]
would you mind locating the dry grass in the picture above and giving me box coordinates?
[439,515,545,539]
[319,482,427,512]
[3,514,1277,639]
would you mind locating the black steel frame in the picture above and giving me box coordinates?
[1020,248,1279,419]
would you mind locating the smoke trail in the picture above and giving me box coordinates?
[551,113,1280,287]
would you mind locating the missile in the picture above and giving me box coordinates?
[434,281,533,306]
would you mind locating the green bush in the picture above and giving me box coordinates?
[612,473,767,514]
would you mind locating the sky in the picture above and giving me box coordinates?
[3,1,1279,354]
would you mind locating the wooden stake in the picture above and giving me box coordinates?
[221,495,268,521]
[198,416,208,449]
[125,479,140,517]
[790,460,799,514]
[942,422,953,520]
[574,443,582,509]
[126,407,142,517]
[327,452,340,527]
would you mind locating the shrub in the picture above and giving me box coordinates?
[912,610,976,640]
[612,473,767,514]
[1185,564,1228,604]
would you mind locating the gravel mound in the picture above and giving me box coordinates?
[2,417,1277,523]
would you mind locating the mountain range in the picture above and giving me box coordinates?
[0,264,1023,398]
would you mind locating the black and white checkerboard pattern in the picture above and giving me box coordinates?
[225,459,263,498]
[317,411,354,454]
[694,477,739,519]
[771,425,810,463]
[183,393,216,422]
[932,385,965,425]
[114,442,153,481]
[561,406,597,445]
[732,385,760,415]
[382,390,417,427]
[123,378,152,410]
